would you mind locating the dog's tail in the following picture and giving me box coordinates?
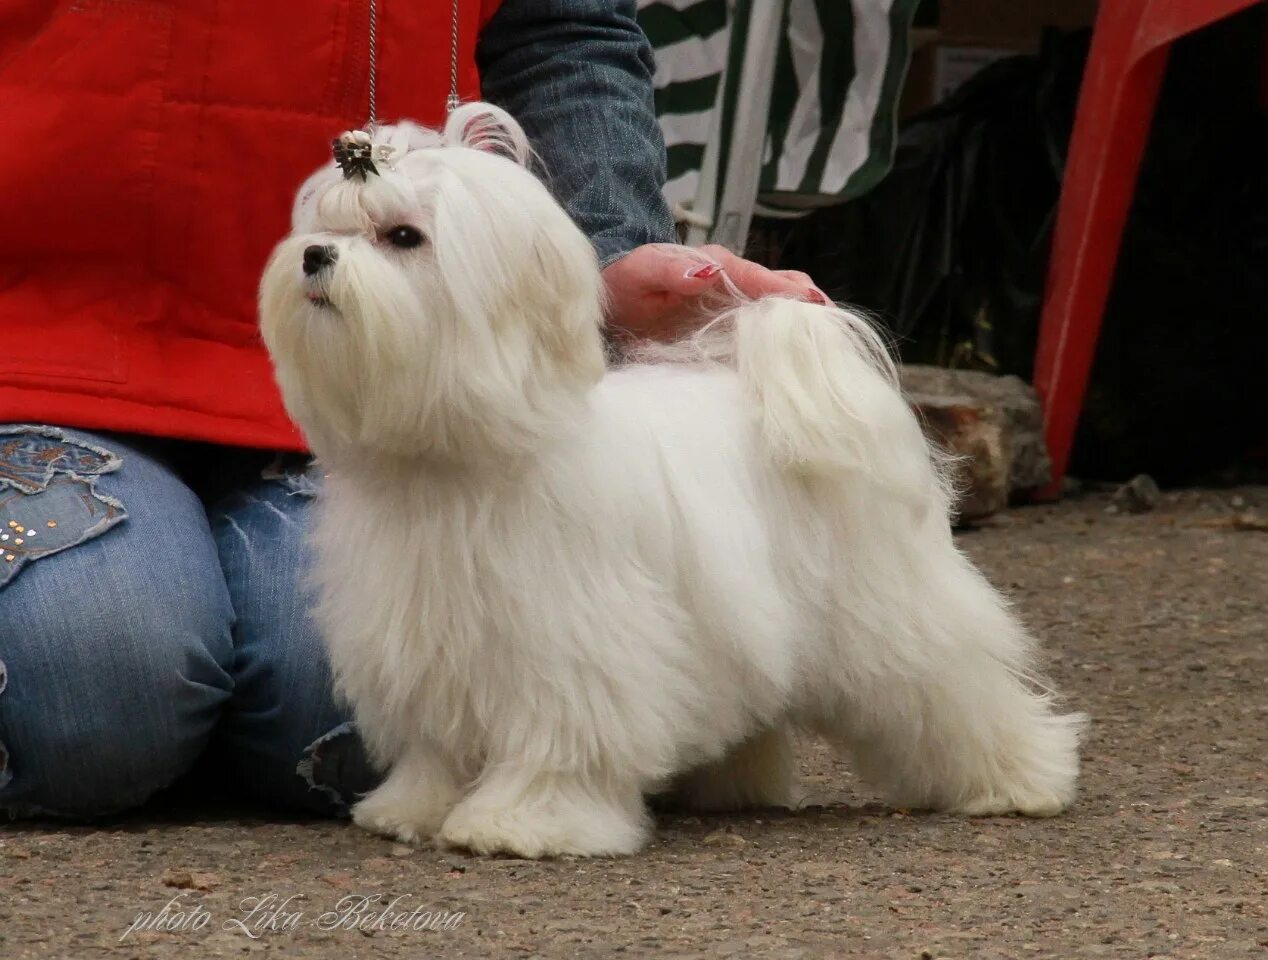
[730,296,952,514]
[627,294,953,515]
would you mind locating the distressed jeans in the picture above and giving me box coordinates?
[0,425,378,818]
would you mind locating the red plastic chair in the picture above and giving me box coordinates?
[1031,0,1264,498]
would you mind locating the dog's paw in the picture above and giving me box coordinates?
[351,791,449,845]
[436,811,549,858]
[950,784,1072,818]
[437,805,646,859]
[351,806,430,844]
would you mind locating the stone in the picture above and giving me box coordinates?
[901,365,1051,520]
[1113,474,1161,513]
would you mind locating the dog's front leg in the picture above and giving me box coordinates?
[351,742,463,845]
[437,763,650,859]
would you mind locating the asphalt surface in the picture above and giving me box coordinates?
[2,486,1265,959]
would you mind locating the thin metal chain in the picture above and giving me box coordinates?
[367,0,458,126]
[367,0,379,126]
[446,0,460,113]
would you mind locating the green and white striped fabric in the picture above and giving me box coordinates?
[638,0,919,249]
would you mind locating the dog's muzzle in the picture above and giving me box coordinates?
[303,244,337,276]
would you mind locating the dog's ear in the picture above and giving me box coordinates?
[443,102,533,167]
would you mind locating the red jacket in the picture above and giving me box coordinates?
[0,0,499,451]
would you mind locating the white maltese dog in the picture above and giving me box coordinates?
[260,103,1084,858]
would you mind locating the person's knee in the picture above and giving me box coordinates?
[210,618,379,814]
[210,477,369,812]
[0,595,233,818]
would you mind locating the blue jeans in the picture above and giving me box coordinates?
[0,425,379,818]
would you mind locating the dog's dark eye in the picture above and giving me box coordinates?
[384,225,424,249]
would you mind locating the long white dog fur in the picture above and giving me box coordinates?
[260,103,1084,858]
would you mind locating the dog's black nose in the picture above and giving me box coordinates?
[302,244,336,276]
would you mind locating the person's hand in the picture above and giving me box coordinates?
[601,242,828,343]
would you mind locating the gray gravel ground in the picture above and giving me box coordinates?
[2,486,1265,959]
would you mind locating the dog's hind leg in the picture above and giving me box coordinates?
[351,742,464,845]
[727,296,1083,816]
[809,565,1086,818]
[671,725,799,812]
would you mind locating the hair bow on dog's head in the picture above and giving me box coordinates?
[332,130,398,181]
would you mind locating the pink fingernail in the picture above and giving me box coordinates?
[686,263,723,280]
[805,288,829,305]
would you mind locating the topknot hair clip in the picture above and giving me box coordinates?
[332,130,398,181]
